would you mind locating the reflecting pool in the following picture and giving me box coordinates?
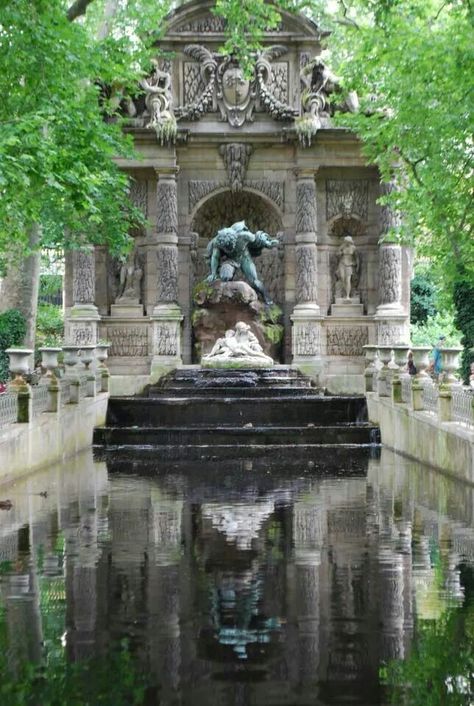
[1,448,473,705]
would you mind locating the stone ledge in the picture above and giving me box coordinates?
[367,393,474,482]
[0,394,108,484]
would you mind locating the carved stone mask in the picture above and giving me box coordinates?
[222,67,250,106]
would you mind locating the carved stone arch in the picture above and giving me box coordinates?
[189,185,284,229]
[190,188,285,305]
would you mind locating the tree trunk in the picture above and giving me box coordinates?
[0,224,41,350]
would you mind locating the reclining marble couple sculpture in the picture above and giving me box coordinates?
[201,321,274,368]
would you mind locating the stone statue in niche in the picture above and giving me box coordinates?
[116,249,143,304]
[205,221,279,305]
[201,321,274,368]
[335,236,360,300]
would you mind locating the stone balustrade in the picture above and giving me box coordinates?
[364,344,473,428]
[0,343,110,427]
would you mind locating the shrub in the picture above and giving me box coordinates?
[0,309,27,382]
[410,272,438,324]
[35,304,64,364]
[410,311,462,349]
[453,278,474,384]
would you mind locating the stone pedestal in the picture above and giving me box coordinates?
[331,296,364,317]
[110,303,144,318]
[291,310,323,377]
[150,304,183,381]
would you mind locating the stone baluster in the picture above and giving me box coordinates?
[151,168,183,380]
[66,246,100,346]
[291,170,322,377]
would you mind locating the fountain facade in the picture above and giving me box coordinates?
[63,0,411,393]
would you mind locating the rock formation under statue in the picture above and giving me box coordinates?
[201,321,274,368]
[205,221,279,305]
[193,280,283,361]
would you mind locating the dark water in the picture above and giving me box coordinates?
[1,448,474,705]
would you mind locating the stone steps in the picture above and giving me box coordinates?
[94,367,380,458]
[93,423,379,447]
[104,395,369,427]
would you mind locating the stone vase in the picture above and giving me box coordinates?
[5,348,33,386]
[62,346,81,376]
[377,346,393,369]
[39,347,62,379]
[392,345,410,371]
[440,347,463,384]
[95,343,110,369]
[78,345,96,371]
[411,347,431,378]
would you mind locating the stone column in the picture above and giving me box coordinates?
[375,181,409,345]
[151,168,183,380]
[291,170,323,377]
[66,247,100,345]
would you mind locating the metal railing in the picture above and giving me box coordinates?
[0,390,18,427]
[451,386,474,427]
[401,374,412,404]
[32,384,50,416]
[421,379,439,415]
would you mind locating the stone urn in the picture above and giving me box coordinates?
[5,348,33,386]
[410,347,431,378]
[441,347,463,384]
[376,346,393,369]
[62,346,81,376]
[362,345,378,392]
[78,345,96,371]
[95,343,110,369]
[392,345,410,371]
[39,347,62,379]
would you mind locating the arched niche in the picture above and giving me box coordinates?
[328,215,368,313]
[190,189,284,305]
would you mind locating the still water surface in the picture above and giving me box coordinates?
[1,449,473,705]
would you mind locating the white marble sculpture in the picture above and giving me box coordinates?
[201,321,274,368]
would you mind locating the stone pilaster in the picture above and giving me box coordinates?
[151,167,183,379]
[291,170,322,377]
[66,246,100,345]
[375,181,408,344]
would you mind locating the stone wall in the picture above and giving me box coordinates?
[0,394,108,484]
[367,394,474,481]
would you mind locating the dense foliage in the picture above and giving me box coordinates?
[453,277,474,383]
[35,304,64,357]
[0,0,174,263]
[0,309,27,382]
[411,272,438,325]
[410,311,462,349]
[313,0,474,287]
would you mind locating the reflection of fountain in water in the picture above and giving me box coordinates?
[202,500,275,550]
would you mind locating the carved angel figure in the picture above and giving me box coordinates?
[335,235,360,300]
[205,221,279,305]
